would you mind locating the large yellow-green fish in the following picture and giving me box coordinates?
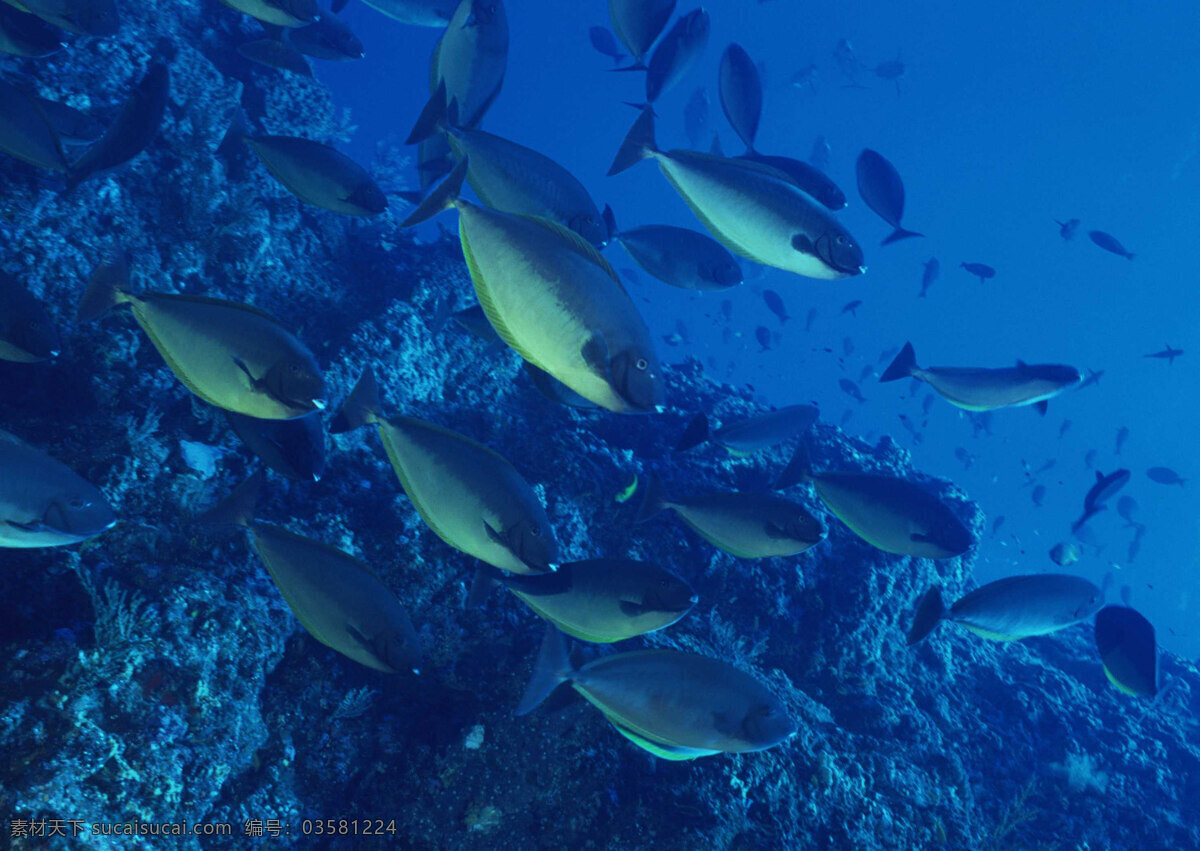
[402,158,663,413]
[608,108,865,280]
[331,368,558,574]
[517,626,796,760]
[201,470,420,674]
[77,255,325,420]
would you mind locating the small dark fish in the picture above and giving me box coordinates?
[809,135,830,171]
[1058,419,1072,439]
[755,326,772,351]
[604,207,741,291]
[1144,345,1183,365]
[588,26,625,65]
[954,447,975,470]
[992,515,1005,535]
[839,378,865,403]
[0,4,64,57]
[790,63,817,94]
[1031,484,1046,507]
[1094,606,1157,697]
[644,8,710,105]
[919,257,939,297]
[841,299,862,317]
[1115,426,1129,455]
[897,413,922,444]
[225,410,326,481]
[833,38,861,82]
[804,308,817,332]
[289,11,365,61]
[238,38,314,76]
[718,43,762,153]
[1034,459,1056,475]
[1084,449,1097,469]
[67,63,169,190]
[960,262,995,283]
[1146,467,1186,486]
[737,152,847,210]
[858,364,874,383]
[874,56,904,93]
[0,274,60,362]
[607,0,675,69]
[856,149,922,244]
[1056,218,1079,240]
[1078,368,1104,389]
[683,86,709,148]
[1116,495,1138,526]
[1072,469,1131,533]
[1088,230,1134,260]
[763,290,789,324]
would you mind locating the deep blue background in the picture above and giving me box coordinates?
[317,0,1200,657]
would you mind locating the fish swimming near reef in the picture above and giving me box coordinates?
[220,0,317,26]
[907,574,1103,645]
[289,11,364,60]
[0,429,116,548]
[856,149,922,244]
[225,410,326,482]
[14,0,116,34]
[238,37,314,77]
[516,626,796,760]
[1094,605,1157,697]
[880,342,1082,414]
[200,470,421,674]
[674,405,819,454]
[603,206,741,290]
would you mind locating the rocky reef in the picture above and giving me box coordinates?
[2,2,1199,849]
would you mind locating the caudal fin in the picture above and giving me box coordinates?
[633,471,668,524]
[197,468,265,528]
[880,342,918,383]
[906,586,947,645]
[515,625,573,716]
[602,204,618,241]
[399,155,467,228]
[673,413,709,452]
[607,107,658,176]
[405,79,448,145]
[775,441,815,490]
[330,368,382,434]
[77,253,131,322]
[881,227,924,246]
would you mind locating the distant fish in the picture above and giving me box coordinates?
[790,63,817,94]
[1116,495,1139,527]
[289,11,365,60]
[1088,230,1134,260]
[1115,426,1129,455]
[607,0,675,70]
[839,378,865,403]
[1055,218,1080,240]
[1032,485,1046,507]
[960,262,995,283]
[880,342,1081,414]
[675,405,819,454]
[856,149,923,245]
[833,38,861,83]
[603,206,742,289]
[643,8,709,104]
[356,0,456,26]
[1072,469,1131,533]
[1094,606,1157,697]
[809,135,831,171]
[1146,466,1186,486]
[805,307,817,332]
[1058,419,1071,439]
[755,325,772,351]
[238,38,313,76]
[0,5,64,57]
[718,43,762,153]
[588,25,625,64]
[221,0,316,27]
[897,413,922,444]
[1143,345,1183,365]
[907,574,1102,645]
[954,447,975,470]
[225,410,326,482]
[919,257,939,297]
[0,273,59,362]
[992,515,1005,535]
[763,289,789,324]
[1078,368,1104,389]
[841,299,862,317]
[683,86,709,148]
[1049,541,1080,567]
[874,56,905,93]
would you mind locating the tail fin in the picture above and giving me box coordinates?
[330,369,382,434]
[602,204,618,241]
[880,342,917,383]
[607,107,657,176]
[906,586,947,645]
[673,413,709,452]
[197,468,264,528]
[405,78,448,145]
[515,625,573,716]
[400,155,467,228]
[466,565,505,608]
[609,62,648,73]
[774,441,815,490]
[633,471,668,524]
[77,253,131,322]
[881,227,924,246]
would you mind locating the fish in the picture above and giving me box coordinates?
[517,626,796,759]
[1078,368,1103,389]
[1049,541,1079,568]
[856,149,922,244]
[288,11,365,60]
[0,429,116,548]
[1058,419,1072,439]
[778,442,974,559]
[607,0,674,69]
[809,135,830,171]
[919,257,939,297]
[833,38,861,82]
[839,378,865,403]
[33,97,103,147]
[603,206,742,289]
[718,43,761,153]
[0,273,60,362]
[1116,495,1139,527]
[1143,345,1183,365]
[588,25,625,64]
[1071,469,1131,533]
[403,159,663,413]
[897,413,922,445]
[683,86,708,148]
[790,63,817,94]
[762,290,789,324]
[200,470,420,674]
[907,574,1103,645]
[480,558,695,642]
[356,0,456,26]
[991,516,1005,535]
[755,326,771,351]
[954,447,975,469]
[636,473,824,559]
[674,405,819,454]
[15,0,116,34]
[960,262,995,283]
[225,410,326,482]
[874,56,904,93]
[804,308,817,332]
[1056,218,1080,240]
[1146,467,1186,486]
[1031,485,1046,507]
[736,153,847,211]
[220,0,316,26]
[66,63,169,191]
[332,369,558,573]
[643,8,709,104]
[880,342,1081,414]
[1094,606,1157,697]
[77,254,325,419]
[1088,230,1134,260]
[0,4,64,57]
[1115,426,1129,454]
[237,38,314,77]
[522,362,599,410]
[841,299,862,317]
[0,76,68,171]
[610,108,866,280]
[1084,449,1098,469]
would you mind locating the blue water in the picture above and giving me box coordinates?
[326,0,1200,658]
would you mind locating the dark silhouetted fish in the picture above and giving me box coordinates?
[1143,345,1182,365]
[1115,426,1129,455]
[874,55,904,93]
[1072,469,1130,533]
[809,135,830,171]
[839,378,865,403]
[1088,230,1134,259]
[954,447,975,470]
[1032,485,1046,507]
[1058,419,1072,439]
[1146,466,1186,486]
[0,4,64,56]
[0,77,68,171]
[67,63,168,190]
[841,299,862,317]
[225,410,326,482]
[0,273,59,362]
[1056,218,1079,240]
[833,38,861,83]
[856,149,922,244]
[588,25,625,64]
[676,405,818,454]
[603,206,741,290]
[960,262,995,283]
[755,325,771,351]
[683,86,709,148]
[1078,368,1103,389]
[289,11,365,60]
[763,289,789,324]
[736,152,847,210]
[644,8,709,104]
[1049,542,1080,567]
[718,43,761,153]
[607,0,675,70]
[790,63,817,94]
[238,37,313,76]
[1094,606,1157,697]
[919,257,939,297]
[1116,495,1139,527]
[805,308,817,332]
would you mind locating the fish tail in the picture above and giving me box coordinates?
[405,78,448,145]
[774,441,815,489]
[879,341,918,382]
[607,106,658,176]
[400,155,467,228]
[673,414,709,452]
[906,586,947,645]
[515,625,574,716]
[465,565,504,608]
[602,204,618,241]
[330,368,382,433]
[197,468,264,528]
[881,227,924,246]
[76,253,132,322]
[633,471,668,524]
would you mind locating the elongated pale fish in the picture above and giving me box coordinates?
[77,255,326,419]
[331,368,558,574]
[907,575,1103,645]
[880,342,1082,414]
[200,470,420,674]
[517,626,796,760]
[609,108,865,280]
[1094,605,1157,696]
[402,158,663,413]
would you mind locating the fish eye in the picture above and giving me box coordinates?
[635,358,648,371]
[835,235,846,245]
[289,364,302,375]
[528,526,541,537]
